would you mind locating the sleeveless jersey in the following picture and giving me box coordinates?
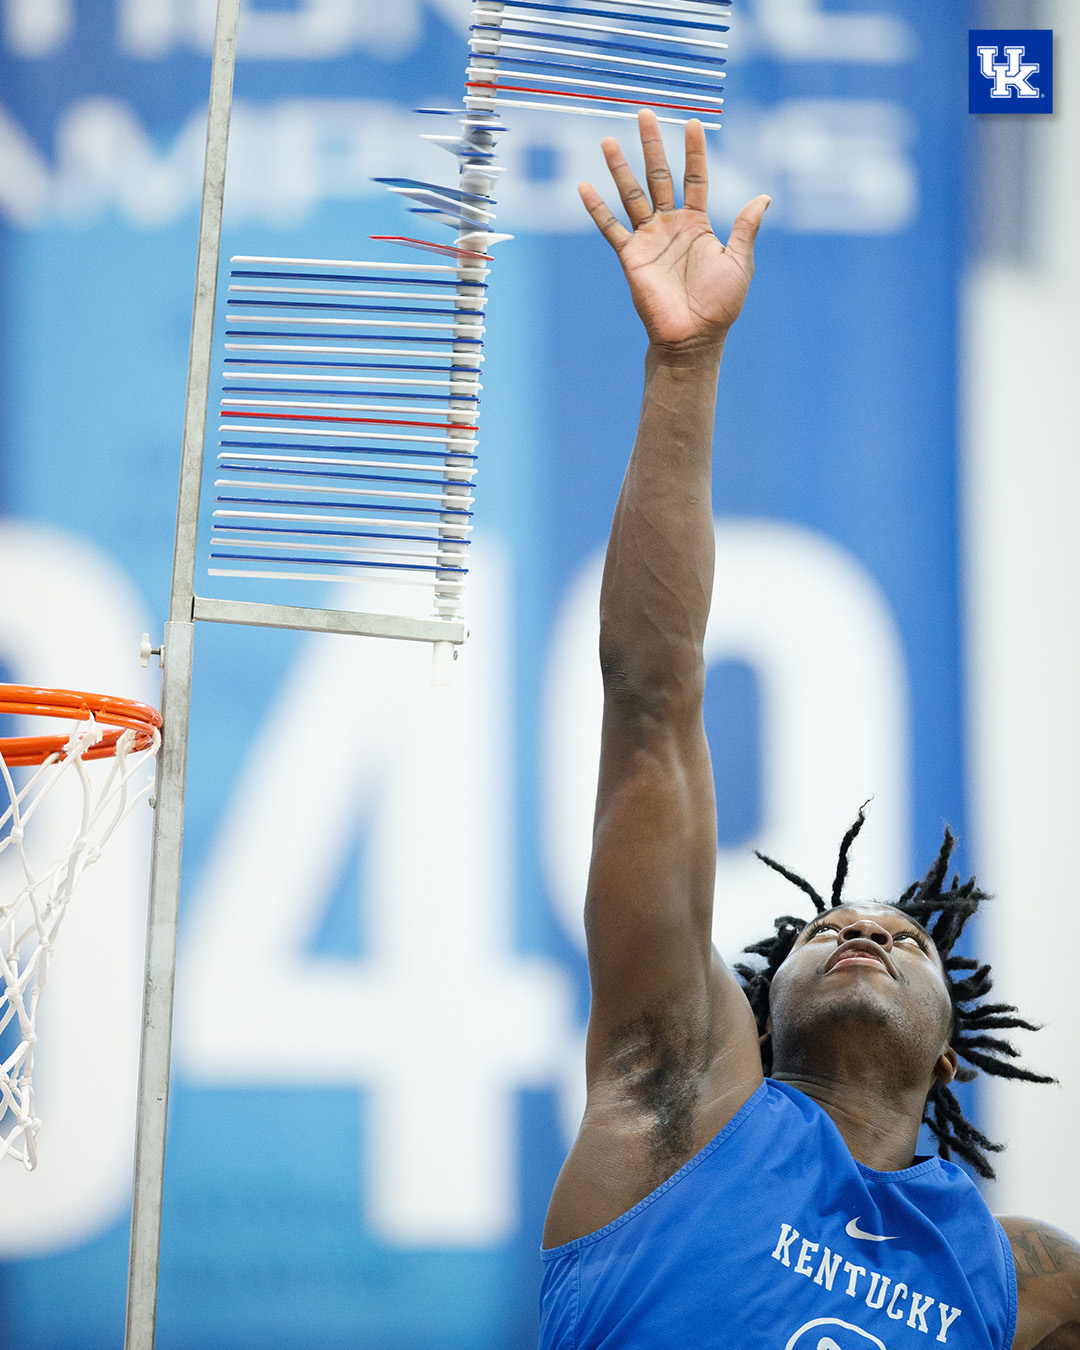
[540,1080,1016,1350]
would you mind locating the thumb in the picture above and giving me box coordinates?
[725,194,771,267]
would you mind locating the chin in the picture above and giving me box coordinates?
[784,983,896,1035]
[773,993,934,1090]
[775,991,899,1057]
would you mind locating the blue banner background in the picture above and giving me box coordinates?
[0,1,973,1346]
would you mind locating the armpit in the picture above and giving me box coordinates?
[600,1006,711,1175]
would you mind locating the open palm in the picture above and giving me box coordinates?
[579,111,769,352]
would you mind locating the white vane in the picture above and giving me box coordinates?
[203,0,732,627]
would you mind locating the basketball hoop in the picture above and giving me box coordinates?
[0,684,161,766]
[0,684,162,1169]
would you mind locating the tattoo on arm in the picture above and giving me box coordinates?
[1012,1226,1080,1293]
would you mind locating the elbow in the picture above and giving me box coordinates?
[597,568,710,719]
[598,640,706,725]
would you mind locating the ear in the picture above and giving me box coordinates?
[934,1046,958,1086]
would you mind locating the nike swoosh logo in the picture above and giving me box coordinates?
[845,1217,897,1242]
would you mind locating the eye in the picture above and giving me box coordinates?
[804,922,840,941]
[895,930,930,952]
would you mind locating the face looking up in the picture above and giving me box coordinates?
[766,903,958,1092]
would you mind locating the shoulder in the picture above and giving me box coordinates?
[541,1068,775,1251]
[997,1215,1080,1349]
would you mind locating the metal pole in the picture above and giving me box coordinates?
[124,2,239,1346]
[168,0,241,622]
[123,620,193,1350]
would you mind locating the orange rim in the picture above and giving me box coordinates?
[0,684,162,767]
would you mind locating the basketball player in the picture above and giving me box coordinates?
[538,111,1080,1350]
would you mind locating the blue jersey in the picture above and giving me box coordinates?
[540,1080,1016,1350]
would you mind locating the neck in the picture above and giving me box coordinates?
[770,1069,931,1172]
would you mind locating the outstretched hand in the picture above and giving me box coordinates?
[579,111,769,355]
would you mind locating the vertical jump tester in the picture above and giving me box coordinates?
[0,1,731,1346]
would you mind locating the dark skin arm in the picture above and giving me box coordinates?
[1000,1216,1080,1349]
[539,123,1080,1347]
[542,112,769,1249]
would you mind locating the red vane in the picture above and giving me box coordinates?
[370,235,494,262]
[220,410,478,432]
[466,81,723,117]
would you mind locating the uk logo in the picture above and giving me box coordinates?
[969,30,1053,113]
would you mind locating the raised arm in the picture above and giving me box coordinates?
[543,113,769,1248]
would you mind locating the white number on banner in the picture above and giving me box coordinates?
[542,519,911,969]
[176,540,574,1246]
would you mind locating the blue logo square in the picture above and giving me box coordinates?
[969,30,1053,113]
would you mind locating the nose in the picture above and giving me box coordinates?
[837,918,893,949]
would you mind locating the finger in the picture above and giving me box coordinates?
[579,181,632,253]
[600,134,654,228]
[638,108,676,213]
[724,194,771,268]
[682,118,709,214]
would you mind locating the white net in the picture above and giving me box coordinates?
[0,715,160,1170]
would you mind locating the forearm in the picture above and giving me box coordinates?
[599,340,724,710]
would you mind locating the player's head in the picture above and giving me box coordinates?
[734,810,1053,1178]
[766,900,959,1102]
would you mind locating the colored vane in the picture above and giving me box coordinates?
[203,0,731,627]
[462,0,730,129]
[208,255,485,620]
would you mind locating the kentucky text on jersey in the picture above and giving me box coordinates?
[539,1082,1016,1349]
[771,1222,963,1342]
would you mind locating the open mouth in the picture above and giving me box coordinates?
[823,940,897,979]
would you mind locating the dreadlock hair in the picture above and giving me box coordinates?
[733,809,1054,1179]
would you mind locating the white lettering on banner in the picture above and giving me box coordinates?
[0,522,156,1257]
[52,97,206,228]
[175,543,575,1247]
[501,100,916,234]
[771,1221,964,1343]
[0,98,445,230]
[2,0,72,56]
[0,105,51,226]
[109,0,912,63]
[116,0,171,56]
[0,95,916,235]
[118,0,437,59]
[746,99,916,234]
[222,98,446,226]
[542,521,910,968]
[748,0,914,64]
